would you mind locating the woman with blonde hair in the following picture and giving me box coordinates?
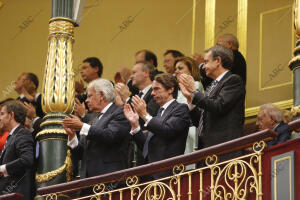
[174,56,204,170]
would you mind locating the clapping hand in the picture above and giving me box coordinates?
[131,95,148,120]
[192,53,204,65]
[178,74,196,104]
[62,123,76,140]
[115,83,130,103]
[74,98,87,117]
[62,114,83,131]
[123,104,139,129]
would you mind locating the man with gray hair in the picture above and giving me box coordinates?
[256,103,291,147]
[179,45,245,154]
[62,78,131,179]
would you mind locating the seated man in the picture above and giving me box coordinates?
[62,78,131,179]
[256,104,291,147]
[124,73,190,179]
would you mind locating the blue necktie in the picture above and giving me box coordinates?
[142,107,164,158]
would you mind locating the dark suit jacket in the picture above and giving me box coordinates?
[267,122,291,147]
[232,50,247,85]
[71,103,131,178]
[191,72,245,149]
[0,125,34,200]
[127,69,163,96]
[17,94,44,118]
[127,88,160,167]
[134,100,190,178]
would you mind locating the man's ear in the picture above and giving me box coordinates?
[93,67,99,74]
[227,41,234,49]
[216,56,222,65]
[168,87,174,95]
[99,91,106,101]
[9,111,15,122]
[144,69,150,77]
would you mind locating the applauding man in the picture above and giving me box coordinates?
[124,73,190,179]
[63,79,131,180]
[179,45,245,153]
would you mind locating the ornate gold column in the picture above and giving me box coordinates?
[35,0,76,193]
[289,0,300,137]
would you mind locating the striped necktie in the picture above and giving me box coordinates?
[197,80,218,136]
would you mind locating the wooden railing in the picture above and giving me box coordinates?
[0,193,23,200]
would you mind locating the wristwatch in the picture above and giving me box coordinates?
[144,114,152,122]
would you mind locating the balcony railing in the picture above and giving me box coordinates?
[1,119,299,200]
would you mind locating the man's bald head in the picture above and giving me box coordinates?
[217,34,239,50]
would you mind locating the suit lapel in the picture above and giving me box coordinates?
[87,104,116,147]
[143,88,152,103]
[209,71,232,97]
[159,100,177,121]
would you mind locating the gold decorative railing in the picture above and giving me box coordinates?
[0,119,295,199]
[33,122,289,200]
[38,141,266,200]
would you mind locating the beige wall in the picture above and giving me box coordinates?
[0,0,295,116]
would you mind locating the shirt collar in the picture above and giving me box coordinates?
[215,70,229,82]
[9,124,20,136]
[161,99,175,110]
[273,122,281,131]
[35,93,40,101]
[140,84,152,98]
[100,102,113,114]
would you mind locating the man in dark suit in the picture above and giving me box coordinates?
[126,50,163,96]
[193,34,247,89]
[74,57,103,117]
[116,61,160,167]
[15,72,43,118]
[179,45,245,150]
[63,78,131,179]
[124,73,190,178]
[217,34,247,85]
[0,100,34,199]
[256,104,291,147]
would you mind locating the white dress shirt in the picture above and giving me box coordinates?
[0,124,20,177]
[67,102,113,149]
[130,99,176,135]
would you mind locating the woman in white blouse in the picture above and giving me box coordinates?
[174,56,204,170]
